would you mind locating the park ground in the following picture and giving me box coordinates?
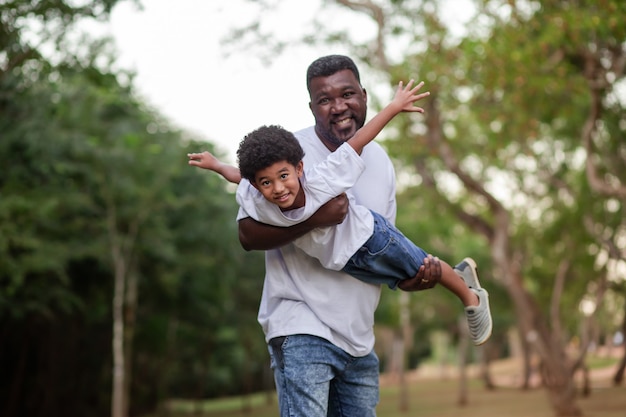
[154,353,625,417]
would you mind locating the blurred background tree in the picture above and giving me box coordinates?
[1,2,265,417]
[1,1,624,417]
[227,0,625,415]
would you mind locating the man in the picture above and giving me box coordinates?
[237,55,441,416]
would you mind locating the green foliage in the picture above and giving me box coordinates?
[1,2,268,416]
[233,0,625,385]
[3,1,625,415]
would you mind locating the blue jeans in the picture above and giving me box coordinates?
[269,335,379,417]
[343,211,429,289]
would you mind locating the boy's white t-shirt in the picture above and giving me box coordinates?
[237,126,397,357]
[235,142,374,270]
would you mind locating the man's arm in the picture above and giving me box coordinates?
[239,193,349,251]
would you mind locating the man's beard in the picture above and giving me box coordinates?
[319,128,347,148]
[317,112,367,149]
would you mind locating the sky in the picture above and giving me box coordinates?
[98,0,472,163]
[100,0,342,163]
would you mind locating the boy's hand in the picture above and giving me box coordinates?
[188,151,242,184]
[392,80,430,113]
[188,151,220,171]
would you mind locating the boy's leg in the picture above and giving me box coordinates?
[344,211,430,288]
[451,258,493,346]
[269,335,378,417]
[437,261,478,306]
[432,258,492,345]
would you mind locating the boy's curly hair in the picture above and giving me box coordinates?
[237,125,305,182]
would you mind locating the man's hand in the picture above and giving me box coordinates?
[306,193,349,228]
[398,255,441,291]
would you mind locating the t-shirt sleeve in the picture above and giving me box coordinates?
[305,143,366,204]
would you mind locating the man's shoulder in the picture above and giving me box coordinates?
[361,140,392,165]
[293,126,316,141]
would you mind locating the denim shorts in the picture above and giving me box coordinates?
[342,211,428,288]
[269,334,379,417]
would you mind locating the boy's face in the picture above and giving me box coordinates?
[252,160,305,211]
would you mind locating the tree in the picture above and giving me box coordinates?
[1,2,270,416]
[228,0,626,416]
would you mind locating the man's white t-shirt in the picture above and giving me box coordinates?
[236,126,397,356]
[236,143,374,270]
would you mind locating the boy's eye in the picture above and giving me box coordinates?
[260,180,270,187]
[318,98,329,105]
[343,92,354,98]
[280,173,289,179]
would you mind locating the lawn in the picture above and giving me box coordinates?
[155,368,625,417]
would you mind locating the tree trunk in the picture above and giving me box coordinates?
[123,269,139,415]
[398,291,411,411]
[580,364,591,397]
[423,125,584,415]
[614,350,626,385]
[520,335,534,390]
[394,336,408,411]
[539,358,583,417]
[481,342,496,390]
[513,275,583,416]
[108,212,140,417]
[457,315,469,406]
[613,303,626,385]
[111,244,127,417]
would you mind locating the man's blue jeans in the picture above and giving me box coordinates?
[269,334,379,417]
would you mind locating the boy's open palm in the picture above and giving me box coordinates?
[393,80,429,113]
[188,151,220,170]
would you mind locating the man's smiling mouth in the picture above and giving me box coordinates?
[335,117,352,126]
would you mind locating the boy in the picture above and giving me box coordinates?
[189,80,492,345]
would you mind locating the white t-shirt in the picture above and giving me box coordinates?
[237,126,397,356]
[236,143,374,270]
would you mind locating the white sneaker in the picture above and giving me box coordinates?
[454,258,493,346]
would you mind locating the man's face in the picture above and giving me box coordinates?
[308,69,367,151]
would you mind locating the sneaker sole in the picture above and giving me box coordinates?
[455,257,482,290]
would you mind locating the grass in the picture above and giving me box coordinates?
[152,360,625,417]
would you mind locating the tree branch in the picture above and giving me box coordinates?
[335,0,389,70]
[581,50,626,199]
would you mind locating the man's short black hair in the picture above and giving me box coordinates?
[237,125,305,182]
[306,55,361,94]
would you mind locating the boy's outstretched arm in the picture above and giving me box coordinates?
[188,151,242,184]
[348,80,429,155]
